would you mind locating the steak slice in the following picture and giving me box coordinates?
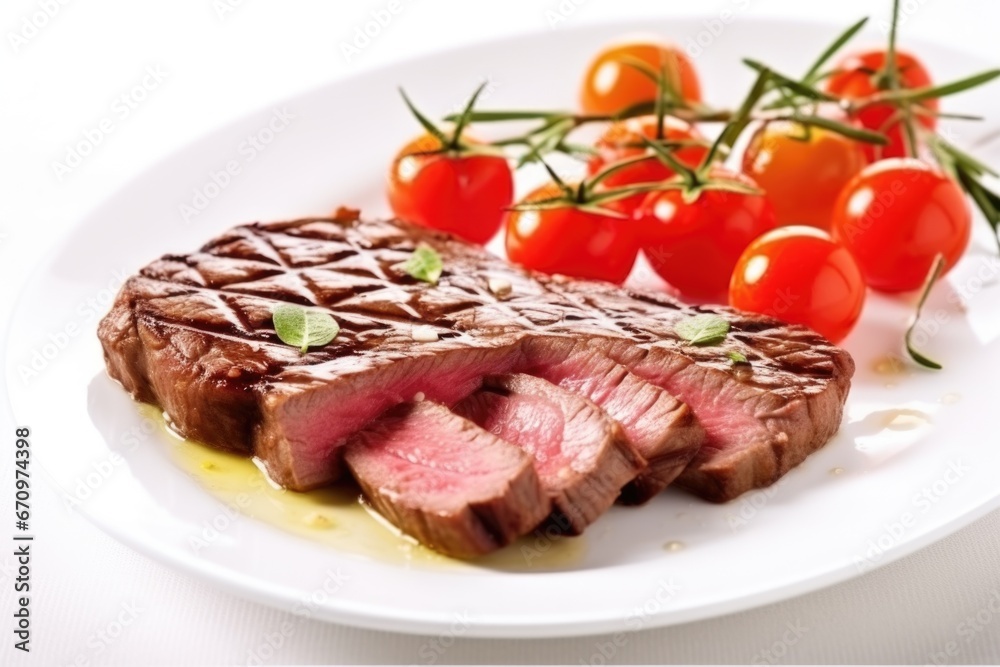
[519,337,704,504]
[98,213,853,506]
[543,280,855,502]
[343,401,549,559]
[453,374,644,534]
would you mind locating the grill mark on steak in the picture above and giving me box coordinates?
[98,213,853,507]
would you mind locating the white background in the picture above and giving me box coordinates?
[3,0,1000,664]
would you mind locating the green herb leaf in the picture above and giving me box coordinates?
[535,156,576,199]
[705,68,773,166]
[743,59,837,103]
[403,244,444,284]
[790,114,889,145]
[272,304,340,354]
[444,110,565,123]
[876,69,1000,105]
[641,136,699,183]
[904,254,945,370]
[727,350,750,365]
[675,314,731,346]
[802,17,869,84]
[586,151,667,190]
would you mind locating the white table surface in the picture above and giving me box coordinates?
[2,0,1000,664]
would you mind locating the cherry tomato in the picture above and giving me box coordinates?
[387,133,514,244]
[729,226,866,344]
[741,119,866,230]
[825,49,937,161]
[505,183,639,283]
[830,158,971,293]
[588,114,708,215]
[637,169,778,304]
[580,40,702,116]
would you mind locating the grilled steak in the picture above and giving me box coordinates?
[454,374,644,534]
[343,401,549,558]
[98,213,853,512]
[519,338,703,504]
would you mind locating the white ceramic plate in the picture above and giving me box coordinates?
[7,18,1000,638]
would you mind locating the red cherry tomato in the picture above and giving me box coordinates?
[387,134,514,244]
[588,115,708,215]
[637,169,778,303]
[580,40,702,115]
[741,119,866,230]
[505,183,639,283]
[830,158,971,293]
[825,49,937,161]
[729,226,867,344]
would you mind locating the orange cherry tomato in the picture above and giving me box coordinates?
[825,49,937,161]
[637,168,777,304]
[741,120,867,230]
[506,183,639,284]
[830,158,971,293]
[387,133,514,244]
[729,226,866,344]
[580,40,702,116]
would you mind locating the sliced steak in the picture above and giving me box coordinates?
[99,213,853,507]
[519,337,704,504]
[543,280,855,502]
[454,374,644,534]
[343,401,549,559]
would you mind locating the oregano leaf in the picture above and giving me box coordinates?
[403,245,444,285]
[273,304,339,354]
[675,314,730,346]
[727,350,750,365]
